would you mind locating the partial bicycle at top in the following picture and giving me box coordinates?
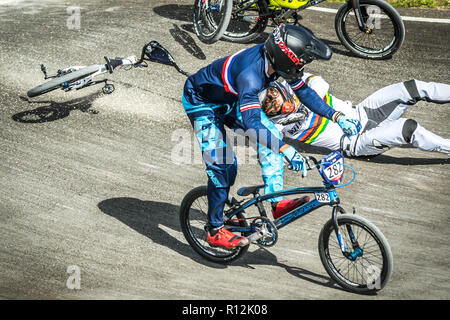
[193,0,405,59]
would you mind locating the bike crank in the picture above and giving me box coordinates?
[247,217,278,247]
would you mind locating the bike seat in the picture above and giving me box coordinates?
[237,184,265,196]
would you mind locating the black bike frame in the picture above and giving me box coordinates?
[225,184,339,231]
[224,153,356,255]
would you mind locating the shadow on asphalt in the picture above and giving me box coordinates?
[97,196,349,292]
[352,153,450,165]
[153,4,193,23]
[169,23,206,60]
[98,197,228,269]
[321,39,363,59]
[12,93,101,123]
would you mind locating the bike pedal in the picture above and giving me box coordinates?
[102,83,115,94]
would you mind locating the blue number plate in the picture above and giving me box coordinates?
[319,151,344,185]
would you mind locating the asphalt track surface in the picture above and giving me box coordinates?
[0,0,449,301]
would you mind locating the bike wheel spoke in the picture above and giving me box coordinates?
[343,4,396,54]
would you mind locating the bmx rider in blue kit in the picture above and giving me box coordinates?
[182,25,361,250]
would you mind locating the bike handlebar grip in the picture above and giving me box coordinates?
[104,56,124,73]
[104,56,113,74]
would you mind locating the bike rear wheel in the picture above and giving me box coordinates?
[180,185,250,263]
[335,0,405,59]
[221,0,269,43]
[318,214,393,294]
[193,0,233,44]
[27,65,103,98]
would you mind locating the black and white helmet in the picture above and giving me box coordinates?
[264,24,332,82]
[258,80,308,123]
[259,81,298,113]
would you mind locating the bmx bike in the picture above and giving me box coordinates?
[180,148,393,294]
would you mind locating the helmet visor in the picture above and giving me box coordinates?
[307,37,333,61]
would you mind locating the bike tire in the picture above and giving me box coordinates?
[180,185,250,264]
[27,65,103,98]
[221,0,269,43]
[318,214,393,294]
[335,0,405,59]
[193,0,233,44]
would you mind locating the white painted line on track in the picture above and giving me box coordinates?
[307,6,450,24]
[306,6,339,14]
[400,15,450,23]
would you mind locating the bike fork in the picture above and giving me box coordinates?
[332,206,346,252]
[349,0,368,32]
[332,206,361,259]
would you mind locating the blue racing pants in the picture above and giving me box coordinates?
[183,96,237,227]
[183,95,285,227]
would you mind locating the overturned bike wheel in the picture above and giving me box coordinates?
[27,65,102,98]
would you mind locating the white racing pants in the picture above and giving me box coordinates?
[343,80,450,156]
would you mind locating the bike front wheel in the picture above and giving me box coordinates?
[193,0,233,44]
[27,65,103,98]
[318,213,393,294]
[335,0,405,59]
[179,185,250,264]
[221,0,269,43]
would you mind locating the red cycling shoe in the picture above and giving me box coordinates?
[207,227,249,249]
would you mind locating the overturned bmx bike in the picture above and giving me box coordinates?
[27,41,189,98]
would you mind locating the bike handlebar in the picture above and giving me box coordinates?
[104,41,191,75]
[305,155,319,170]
